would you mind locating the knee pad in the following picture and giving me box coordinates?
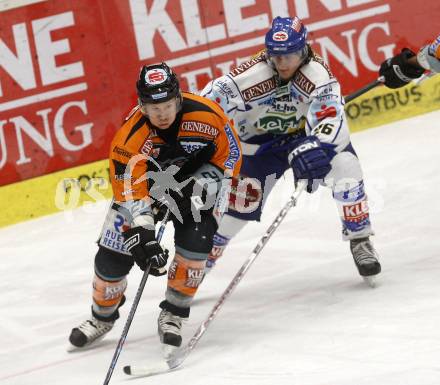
[326,150,363,188]
[92,273,127,321]
[174,214,218,254]
[95,246,134,279]
[166,253,205,308]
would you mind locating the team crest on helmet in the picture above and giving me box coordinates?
[272,31,288,41]
[145,69,167,85]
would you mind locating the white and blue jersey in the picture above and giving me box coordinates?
[201,51,350,157]
[201,50,373,240]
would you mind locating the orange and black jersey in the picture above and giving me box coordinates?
[109,92,242,202]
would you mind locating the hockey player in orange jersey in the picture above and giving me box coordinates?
[379,33,440,88]
[68,63,241,351]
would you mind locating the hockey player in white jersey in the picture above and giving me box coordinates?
[379,33,440,88]
[201,16,381,281]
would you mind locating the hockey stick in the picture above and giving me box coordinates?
[103,210,170,385]
[344,76,384,103]
[124,181,307,376]
[123,78,388,377]
[148,75,384,372]
[345,69,437,102]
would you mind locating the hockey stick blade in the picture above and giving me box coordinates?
[125,182,308,378]
[123,353,184,377]
[123,360,173,377]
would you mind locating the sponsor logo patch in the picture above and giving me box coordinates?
[121,189,135,196]
[293,71,315,95]
[145,68,167,84]
[104,282,126,300]
[223,123,240,169]
[292,17,302,32]
[113,146,133,158]
[185,268,204,288]
[229,55,265,77]
[242,77,277,102]
[140,139,153,155]
[316,104,337,121]
[216,80,236,98]
[180,141,207,153]
[123,233,140,250]
[114,173,133,181]
[273,31,288,41]
[343,200,369,222]
[181,121,219,136]
[151,91,167,100]
[168,261,178,280]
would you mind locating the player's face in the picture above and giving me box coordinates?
[270,52,304,80]
[141,98,178,129]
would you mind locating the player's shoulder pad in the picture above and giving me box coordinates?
[124,105,141,122]
[182,91,228,120]
[115,107,149,147]
[294,51,336,95]
[226,54,276,98]
[229,51,268,78]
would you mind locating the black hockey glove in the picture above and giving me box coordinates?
[379,48,425,89]
[123,226,168,276]
[288,136,332,193]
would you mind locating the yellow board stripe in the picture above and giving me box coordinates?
[0,159,112,227]
[346,75,440,132]
[1,75,439,228]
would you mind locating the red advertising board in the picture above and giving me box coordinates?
[1,0,439,186]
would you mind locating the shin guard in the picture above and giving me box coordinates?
[166,253,205,308]
[92,273,127,321]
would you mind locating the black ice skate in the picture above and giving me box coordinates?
[350,237,381,287]
[158,309,184,358]
[68,317,115,349]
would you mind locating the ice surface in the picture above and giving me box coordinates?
[1,111,439,385]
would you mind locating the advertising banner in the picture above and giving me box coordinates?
[0,0,439,226]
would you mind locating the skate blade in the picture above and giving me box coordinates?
[66,343,78,352]
[363,276,377,288]
[67,342,98,352]
[161,344,179,360]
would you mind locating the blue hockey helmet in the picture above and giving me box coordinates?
[265,16,308,56]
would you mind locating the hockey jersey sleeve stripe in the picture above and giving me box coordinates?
[314,80,339,91]
[330,117,344,144]
[124,115,147,145]
[223,122,241,170]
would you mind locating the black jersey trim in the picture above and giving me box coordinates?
[124,115,147,145]
[182,95,223,120]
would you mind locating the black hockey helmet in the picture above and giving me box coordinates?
[136,62,180,104]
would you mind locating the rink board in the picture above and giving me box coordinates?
[1,76,439,228]
[2,0,440,226]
